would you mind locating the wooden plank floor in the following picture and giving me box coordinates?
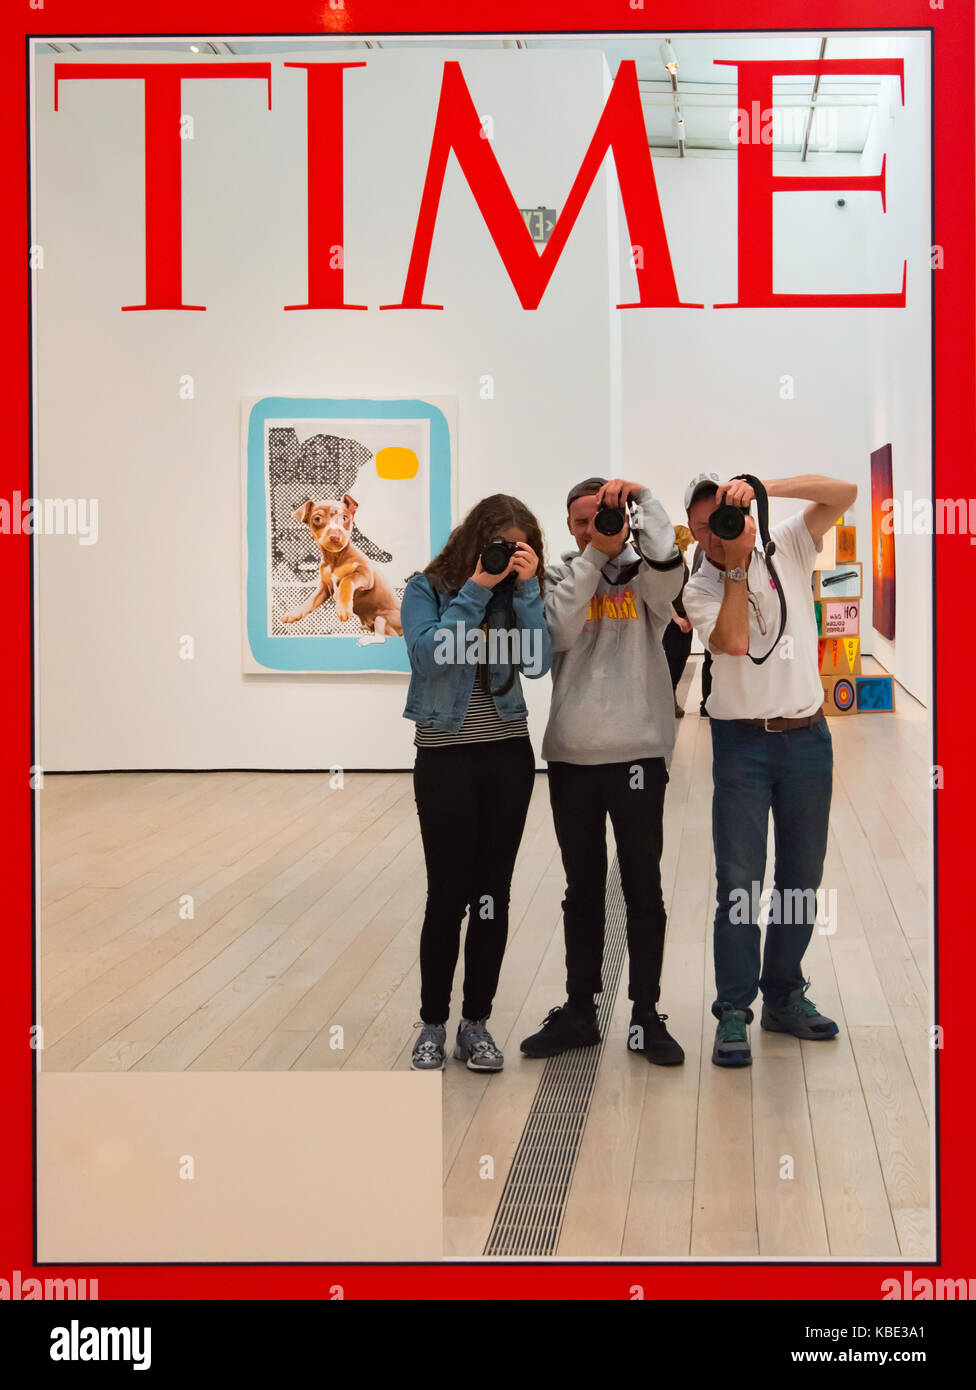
[38,657,933,1260]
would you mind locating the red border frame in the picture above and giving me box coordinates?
[1,2,970,1300]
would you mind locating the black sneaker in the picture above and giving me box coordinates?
[520,1003,601,1058]
[628,1008,685,1066]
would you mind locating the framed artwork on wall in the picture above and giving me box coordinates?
[871,442,896,640]
[241,397,455,673]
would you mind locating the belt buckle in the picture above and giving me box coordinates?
[763,716,785,733]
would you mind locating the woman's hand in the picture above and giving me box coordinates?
[472,542,539,586]
[472,554,515,587]
[509,542,539,581]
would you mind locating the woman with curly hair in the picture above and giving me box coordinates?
[401,495,551,1073]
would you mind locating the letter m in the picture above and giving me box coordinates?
[382,61,700,311]
[783,888,816,924]
[935,499,967,534]
[937,1278,968,1299]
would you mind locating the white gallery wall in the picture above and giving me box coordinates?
[34,35,931,771]
[619,33,931,705]
[34,47,621,769]
[859,36,932,703]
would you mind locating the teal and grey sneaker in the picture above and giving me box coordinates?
[454,1018,504,1072]
[761,981,839,1040]
[410,1022,447,1070]
[712,1007,752,1067]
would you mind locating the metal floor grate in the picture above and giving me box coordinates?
[483,858,629,1257]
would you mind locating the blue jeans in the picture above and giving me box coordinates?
[709,716,833,1021]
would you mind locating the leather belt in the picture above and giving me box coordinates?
[739,707,825,733]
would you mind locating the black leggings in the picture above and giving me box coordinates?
[413,737,536,1025]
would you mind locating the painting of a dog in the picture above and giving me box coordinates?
[281,494,403,636]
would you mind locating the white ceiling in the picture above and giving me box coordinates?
[39,34,908,159]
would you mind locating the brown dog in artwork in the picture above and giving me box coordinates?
[282,494,403,635]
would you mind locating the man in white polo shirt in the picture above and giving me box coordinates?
[682,472,857,1067]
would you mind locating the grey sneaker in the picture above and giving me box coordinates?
[761,981,839,1040]
[454,1018,504,1072]
[410,1022,447,1070]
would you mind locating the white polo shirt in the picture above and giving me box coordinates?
[682,510,823,721]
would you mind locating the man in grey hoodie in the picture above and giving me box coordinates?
[520,476,686,1065]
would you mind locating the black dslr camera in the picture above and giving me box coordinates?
[707,475,764,540]
[708,497,750,540]
[593,500,629,535]
[480,539,519,575]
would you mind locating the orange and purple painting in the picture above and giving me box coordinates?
[870,443,896,641]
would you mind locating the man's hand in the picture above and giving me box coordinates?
[588,529,626,558]
[715,477,757,510]
[722,514,758,569]
[595,478,643,510]
[587,479,641,558]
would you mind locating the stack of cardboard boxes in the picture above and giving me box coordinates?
[814,522,895,716]
[816,525,862,716]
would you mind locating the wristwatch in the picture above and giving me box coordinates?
[722,567,748,582]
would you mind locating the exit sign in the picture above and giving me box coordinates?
[520,206,557,243]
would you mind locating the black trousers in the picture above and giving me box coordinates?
[662,619,693,691]
[413,737,535,1025]
[701,651,713,709]
[547,757,669,1008]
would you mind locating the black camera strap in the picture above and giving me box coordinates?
[734,473,787,665]
[482,572,518,696]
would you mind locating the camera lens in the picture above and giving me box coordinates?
[708,504,747,541]
[481,541,513,575]
[594,505,625,536]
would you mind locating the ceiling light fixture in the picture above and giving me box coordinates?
[660,39,678,76]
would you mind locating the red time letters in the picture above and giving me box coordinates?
[53,56,907,313]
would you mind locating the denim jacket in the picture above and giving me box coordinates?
[401,572,552,732]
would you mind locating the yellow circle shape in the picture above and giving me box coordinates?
[376,446,419,480]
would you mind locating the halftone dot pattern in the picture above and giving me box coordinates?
[267,426,397,637]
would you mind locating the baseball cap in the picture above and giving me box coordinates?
[566,476,608,511]
[683,471,721,511]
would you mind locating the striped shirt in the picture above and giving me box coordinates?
[414,672,529,748]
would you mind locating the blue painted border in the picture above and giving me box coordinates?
[245,398,452,673]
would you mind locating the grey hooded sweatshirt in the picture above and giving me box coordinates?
[541,488,684,768]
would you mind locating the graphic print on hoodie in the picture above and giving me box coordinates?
[541,490,684,768]
[587,585,640,622]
